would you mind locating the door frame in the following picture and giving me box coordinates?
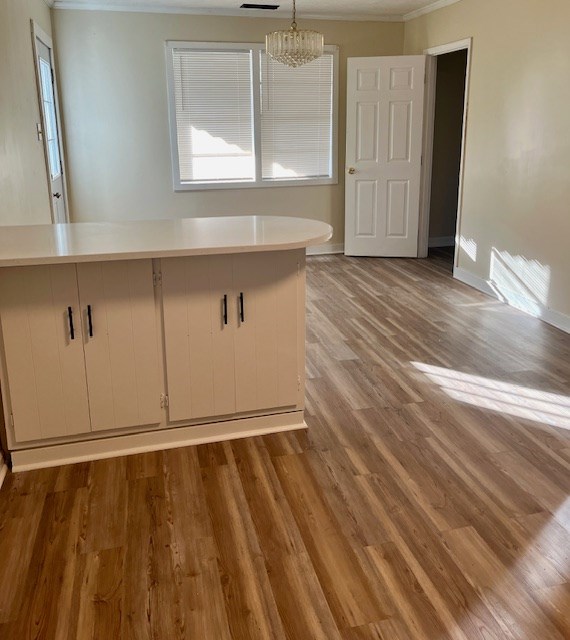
[30,20,69,224]
[418,37,472,267]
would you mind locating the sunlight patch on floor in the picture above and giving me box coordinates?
[412,362,570,430]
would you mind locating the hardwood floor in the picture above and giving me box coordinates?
[1,253,569,639]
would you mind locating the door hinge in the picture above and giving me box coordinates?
[160,393,169,408]
[297,375,301,392]
[153,272,162,287]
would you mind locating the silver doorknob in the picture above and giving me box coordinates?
[53,192,62,199]
[348,167,356,175]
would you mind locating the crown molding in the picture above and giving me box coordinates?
[403,0,463,21]
[51,2,405,21]
[50,0,464,23]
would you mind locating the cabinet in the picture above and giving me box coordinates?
[161,251,301,423]
[0,260,160,443]
[0,264,90,441]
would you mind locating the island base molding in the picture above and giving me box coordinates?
[9,411,307,472]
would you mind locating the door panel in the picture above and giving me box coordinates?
[0,265,90,442]
[34,30,68,223]
[162,255,236,422]
[233,251,299,413]
[345,56,425,257]
[77,260,161,431]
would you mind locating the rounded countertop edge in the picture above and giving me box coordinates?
[0,216,333,267]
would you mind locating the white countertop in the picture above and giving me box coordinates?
[0,216,333,267]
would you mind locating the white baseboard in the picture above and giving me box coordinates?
[306,243,344,256]
[454,267,570,334]
[0,456,7,489]
[429,236,455,248]
[10,411,306,472]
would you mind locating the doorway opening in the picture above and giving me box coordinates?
[428,49,468,268]
[419,39,471,271]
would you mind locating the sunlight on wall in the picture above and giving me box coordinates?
[488,248,551,317]
[458,236,477,262]
[412,362,570,430]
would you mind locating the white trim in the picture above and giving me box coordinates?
[404,0,463,21]
[10,411,307,472]
[428,236,454,248]
[0,456,7,489]
[424,37,472,57]
[419,38,472,269]
[306,243,344,256]
[418,54,437,258]
[52,2,404,21]
[165,41,339,192]
[454,267,570,334]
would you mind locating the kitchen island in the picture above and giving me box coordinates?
[0,216,332,471]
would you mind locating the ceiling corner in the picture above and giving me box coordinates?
[403,0,463,21]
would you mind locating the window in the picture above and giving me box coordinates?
[166,42,338,190]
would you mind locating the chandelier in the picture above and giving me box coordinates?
[265,0,324,68]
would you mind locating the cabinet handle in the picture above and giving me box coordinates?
[67,306,75,340]
[223,294,228,325]
[239,292,245,323]
[87,304,93,337]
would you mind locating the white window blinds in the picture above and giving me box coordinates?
[260,52,334,181]
[167,43,337,190]
[171,49,255,184]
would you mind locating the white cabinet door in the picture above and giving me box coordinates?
[233,251,299,413]
[0,265,90,442]
[161,252,300,423]
[161,255,236,422]
[77,260,161,431]
[345,56,425,257]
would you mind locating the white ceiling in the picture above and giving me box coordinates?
[51,0,462,22]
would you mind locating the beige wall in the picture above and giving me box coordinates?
[52,11,404,245]
[0,0,53,225]
[406,0,570,319]
[429,49,467,240]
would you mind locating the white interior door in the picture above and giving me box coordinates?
[32,23,68,224]
[345,56,426,257]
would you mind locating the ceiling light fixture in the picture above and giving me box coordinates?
[265,0,324,68]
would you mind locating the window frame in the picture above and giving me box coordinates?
[165,41,339,192]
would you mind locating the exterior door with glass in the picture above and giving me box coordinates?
[32,23,68,223]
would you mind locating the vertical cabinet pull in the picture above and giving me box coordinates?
[67,306,75,340]
[87,304,93,337]
[239,292,245,322]
[222,294,228,325]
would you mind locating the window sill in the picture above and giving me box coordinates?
[173,177,338,192]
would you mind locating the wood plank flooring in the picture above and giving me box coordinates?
[1,253,569,639]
